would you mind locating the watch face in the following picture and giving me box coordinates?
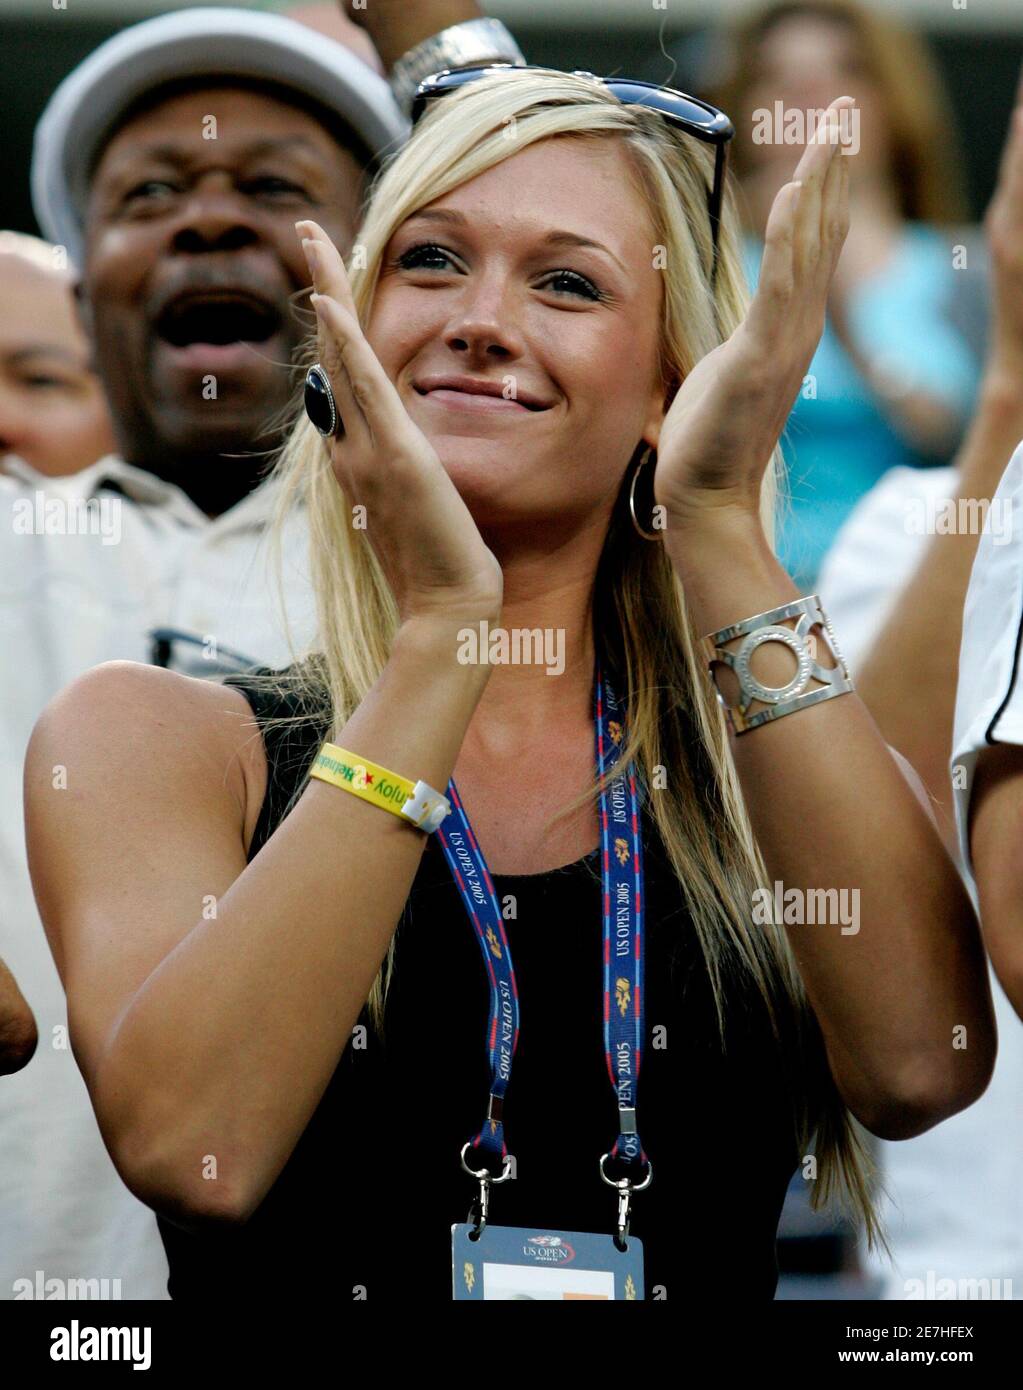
[403,24,524,77]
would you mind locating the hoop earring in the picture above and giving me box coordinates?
[628,448,663,542]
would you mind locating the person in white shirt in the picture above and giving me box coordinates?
[3,1,524,1301]
[954,442,1023,1021]
[817,73,1023,1300]
[0,228,118,1072]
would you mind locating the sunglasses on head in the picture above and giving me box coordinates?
[410,65,735,283]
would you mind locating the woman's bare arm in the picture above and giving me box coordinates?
[671,522,995,1140]
[24,622,492,1230]
[25,199,506,1233]
[654,103,996,1140]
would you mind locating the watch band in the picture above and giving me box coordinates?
[389,18,527,117]
[701,595,854,735]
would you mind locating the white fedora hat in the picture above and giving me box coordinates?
[31,6,409,264]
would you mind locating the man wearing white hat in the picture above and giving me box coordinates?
[3,2,523,1299]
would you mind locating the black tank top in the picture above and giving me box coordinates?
[156,670,803,1301]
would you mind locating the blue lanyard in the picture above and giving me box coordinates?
[434,664,649,1191]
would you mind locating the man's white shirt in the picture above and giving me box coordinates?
[0,453,316,1299]
[951,442,1023,871]
[819,450,1023,1300]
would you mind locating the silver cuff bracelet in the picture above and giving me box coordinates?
[701,595,854,735]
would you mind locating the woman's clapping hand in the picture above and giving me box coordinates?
[651,98,855,535]
[297,220,504,630]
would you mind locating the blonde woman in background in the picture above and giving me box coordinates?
[25,70,993,1301]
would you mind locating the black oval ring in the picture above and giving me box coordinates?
[304,363,342,438]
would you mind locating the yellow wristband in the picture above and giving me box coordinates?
[309,742,452,833]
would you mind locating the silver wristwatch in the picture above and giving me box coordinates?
[701,595,854,735]
[389,18,527,117]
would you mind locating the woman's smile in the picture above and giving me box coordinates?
[412,373,556,417]
[420,388,533,414]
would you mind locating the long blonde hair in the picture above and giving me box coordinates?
[256,69,881,1246]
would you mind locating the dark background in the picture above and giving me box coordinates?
[3,12,1022,238]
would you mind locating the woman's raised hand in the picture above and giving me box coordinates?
[652,97,855,532]
[295,220,504,630]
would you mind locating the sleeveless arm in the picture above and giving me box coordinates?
[25,631,491,1230]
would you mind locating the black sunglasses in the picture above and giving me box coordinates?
[410,65,735,283]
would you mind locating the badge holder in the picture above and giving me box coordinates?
[443,665,650,1300]
[452,1151,649,1301]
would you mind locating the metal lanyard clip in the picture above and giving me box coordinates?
[599,1152,653,1250]
[461,1142,513,1237]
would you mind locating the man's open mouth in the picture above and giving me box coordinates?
[154,291,283,348]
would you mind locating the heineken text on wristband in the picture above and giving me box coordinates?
[310,743,452,833]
